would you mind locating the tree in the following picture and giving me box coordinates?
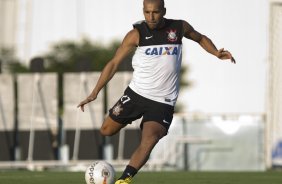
[0,48,29,73]
[43,38,133,73]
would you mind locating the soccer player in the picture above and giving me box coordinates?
[78,0,235,183]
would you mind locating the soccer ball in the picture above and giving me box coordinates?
[85,161,116,184]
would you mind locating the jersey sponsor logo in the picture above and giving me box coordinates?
[145,46,178,55]
[145,35,153,39]
[167,29,178,42]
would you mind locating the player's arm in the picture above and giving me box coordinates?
[77,29,139,111]
[182,20,235,63]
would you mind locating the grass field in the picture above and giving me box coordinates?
[1,171,282,184]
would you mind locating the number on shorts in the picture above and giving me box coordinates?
[120,95,130,104]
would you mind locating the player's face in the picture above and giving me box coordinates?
[143,1,166,29]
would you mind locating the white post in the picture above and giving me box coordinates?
[117,129,125,161]
[72,73,85,160]
[27,74,40,162]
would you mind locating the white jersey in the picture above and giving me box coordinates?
[129,19,183,106]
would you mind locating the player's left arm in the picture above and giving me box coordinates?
[182,20,236,64]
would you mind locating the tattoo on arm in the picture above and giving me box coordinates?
[182,20,202,42]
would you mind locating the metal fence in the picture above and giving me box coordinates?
[0,73,275,171]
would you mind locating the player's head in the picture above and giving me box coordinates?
[143,0,166,30]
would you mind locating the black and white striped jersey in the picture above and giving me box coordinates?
[129,18,184,106]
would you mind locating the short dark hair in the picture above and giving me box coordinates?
[144,0,165,9]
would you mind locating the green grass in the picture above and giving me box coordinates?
[0,171,282,184]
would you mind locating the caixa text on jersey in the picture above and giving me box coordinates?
[145,46,179,55]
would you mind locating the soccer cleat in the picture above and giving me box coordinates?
[114,176,132,184]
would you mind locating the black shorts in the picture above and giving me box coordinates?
[109,87,174,131]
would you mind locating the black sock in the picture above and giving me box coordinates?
[118,165,138,180]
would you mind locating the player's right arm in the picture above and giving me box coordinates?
[77,29,139,111]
